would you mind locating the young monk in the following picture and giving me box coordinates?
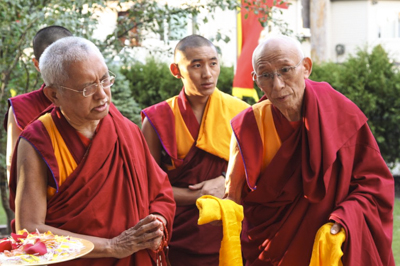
[141,35,249,266]
[4,25,72,182]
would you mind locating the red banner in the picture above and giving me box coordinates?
[232,0,288,101]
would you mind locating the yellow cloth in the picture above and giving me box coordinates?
[252,99,282,172]
[166,88,249,162]
[38,113,77,198]
[232,87,259,102]
[309,222,346,266]
[196,195,244,266]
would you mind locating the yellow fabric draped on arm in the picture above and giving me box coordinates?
[309,222,346,266]
[196,195,244,266]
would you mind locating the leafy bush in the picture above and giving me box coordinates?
[109,65,142,125]
[310,45,400,164]
[121,58,180,110]
[217,65,234,94]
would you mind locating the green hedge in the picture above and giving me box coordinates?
[310,45,400,164]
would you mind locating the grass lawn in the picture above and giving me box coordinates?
[0,199,398,262]
[393,198,400,265]
[0,205,5,224]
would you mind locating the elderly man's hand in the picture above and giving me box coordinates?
[108,214,164,259]
[330,222,342,235]
[188,175,226,199]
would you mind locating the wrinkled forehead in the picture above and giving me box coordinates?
[253,38,303,69]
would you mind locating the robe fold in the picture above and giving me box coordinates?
[231,79,394,266]
[142,88,249,266]
[3,84,52,131]
[9,104,176,266]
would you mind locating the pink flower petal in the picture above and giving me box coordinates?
[25,241,47,255]
[0,241,12,252]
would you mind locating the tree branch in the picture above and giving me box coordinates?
[1,17,40,100]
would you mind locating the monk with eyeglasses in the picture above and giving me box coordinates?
[225,35,394,265]
[9,36,176,266]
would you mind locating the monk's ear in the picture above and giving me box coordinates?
[302,57,313,79]
[32,58,40,72]
[43,86,61,106]
[170,63,181,79]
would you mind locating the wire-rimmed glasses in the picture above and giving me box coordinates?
[251,58,304,85]
[57,71,116,97]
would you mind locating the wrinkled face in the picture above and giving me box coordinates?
[175,46,220,97]
[54,52,111,125]
[253,41,311,120]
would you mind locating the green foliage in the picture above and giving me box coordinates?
[0,0,107,97]
[217,65,234,94]
[120,57,237,109]
[109,65,142,125]
[310,45,400,164]
[121,57,180,110]
[394,197,400,265]
[243,0,292,35]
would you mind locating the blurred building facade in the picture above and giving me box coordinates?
[92,0,400,65]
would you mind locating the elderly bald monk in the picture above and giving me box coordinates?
[9,36,176,266]
[225,35,395,266]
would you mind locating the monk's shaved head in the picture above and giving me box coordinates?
[33,25,72,61]
[252,35,304,70]
[174,35,217,62]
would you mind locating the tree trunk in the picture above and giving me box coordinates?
[310,0,330,63]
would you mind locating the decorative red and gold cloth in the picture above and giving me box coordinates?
[3,84,52,131]
[9,104,176,266]
[142,88,249,266]
[231,79,395,266]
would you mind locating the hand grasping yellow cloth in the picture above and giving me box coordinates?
[196,195,244,266]
[309,222,346,266]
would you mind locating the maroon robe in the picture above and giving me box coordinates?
[9,104,176,266]
[142,90,225,266]
[3,84,52,130]
[231,79,395,266]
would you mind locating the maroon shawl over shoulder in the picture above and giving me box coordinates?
[3,84,52,130]
[231,79,394,266]
[9,104,176,266]
[142,90,225,266]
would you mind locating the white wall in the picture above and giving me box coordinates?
[330,0,400,63]
[192,9,237,66]
[370,1,400,63]
[330,1,369,63]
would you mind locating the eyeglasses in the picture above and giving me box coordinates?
[57,71,116,97]
[251,58,304,84]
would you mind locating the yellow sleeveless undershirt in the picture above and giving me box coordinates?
[252,100,282,171]
[166,89,249,163]
[38,113,77,198]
